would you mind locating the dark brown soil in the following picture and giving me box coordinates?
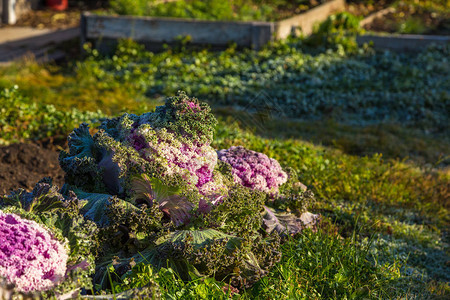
[0,144,65,195]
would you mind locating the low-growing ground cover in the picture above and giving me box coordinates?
[1,34,448,165]
[0,27,449,298]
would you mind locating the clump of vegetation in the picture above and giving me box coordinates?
[306,12,363,51]
[110,0,329,21]
[0,86,104,145]
[0,178,98,298]
[76,38,449,134]
[2,93,323,297]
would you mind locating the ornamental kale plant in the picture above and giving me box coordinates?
[217,145,288,195]
[0,178,98,298]
[0,91,315,295]
[0,211,68,293]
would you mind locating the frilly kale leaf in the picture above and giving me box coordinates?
[263,168,319,235]
[276,168,316,215]
[73,189,117,227]
[139,91,217,145]
[101,229,280,290]
[98,113,140,141]
[94,128,153,195]
[1,177,67,213]
[59,123,106,193]
[201,184,266,236]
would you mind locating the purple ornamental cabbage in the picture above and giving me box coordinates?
[129,126,227,198]
[0,211,68,293]
[217,146,288,194]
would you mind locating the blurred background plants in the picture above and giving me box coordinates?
[0,86,104,145]
[109,0,328,21]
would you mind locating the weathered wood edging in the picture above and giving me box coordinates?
[82,0,345,51]
[357,8,450,51]
[357,34,450,51]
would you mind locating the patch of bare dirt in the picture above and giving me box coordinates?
[12,9,81,29]
[364,7,450,35]
[0,143,64,195]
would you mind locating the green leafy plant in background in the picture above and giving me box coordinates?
[306,12,363,52]
[0,86,105,145]
[397,16,428,34]
[73,38,449,133]
[109,0,155,16]
[109,0,328,21]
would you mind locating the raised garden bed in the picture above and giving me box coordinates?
[355,0,450,51]
[81,0,345,50]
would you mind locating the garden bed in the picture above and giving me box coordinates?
[356,0,450,51]
[110,0,331,22]
[361,2,449,35]
[82,0,345,50]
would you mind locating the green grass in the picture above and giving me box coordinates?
[108,229,404,299]
[0,34,449,298]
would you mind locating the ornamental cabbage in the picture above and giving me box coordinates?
[54,91,318,292]
[0,178,98,298]
[60,91,227,210]
[217,146,288,195]
[0,211,68,293]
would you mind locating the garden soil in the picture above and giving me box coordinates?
[0,144,64,195]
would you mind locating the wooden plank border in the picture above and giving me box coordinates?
[84,12,274,49]
[82,0,346,50]
[357,34,450,51]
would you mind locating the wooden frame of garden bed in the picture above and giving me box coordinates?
[81,0,345,51]
[357,8,450,51]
